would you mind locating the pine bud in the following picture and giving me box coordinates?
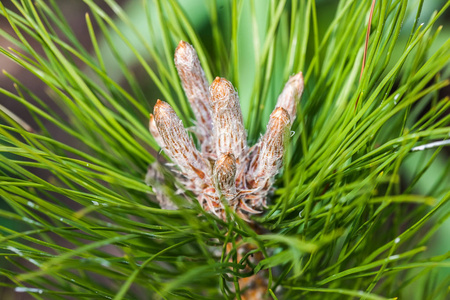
[174,41,214,154]
[210,77,247,167]
[149,41,304,222]
[153,100,211,188]
[248,107,291,187]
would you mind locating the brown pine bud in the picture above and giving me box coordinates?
[213,153,237,201]
[275,72,304,122]
[174,41,214,154]
[153,100,211,188]
[248,107,291,187]
[210,77,247,167]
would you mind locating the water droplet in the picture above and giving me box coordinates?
[15,287,43,294]
[290,131,295,137]
[298,210,303,218]
[7,246,23,256]
[93,257,111,267]
[388,254,399,260]
[27,201,37,208]
[92,201,99,206]
[395,237,400,244]
[22,217,39,225]
[28,258,41,266]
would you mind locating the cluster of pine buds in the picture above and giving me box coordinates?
[148,41,303,221]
